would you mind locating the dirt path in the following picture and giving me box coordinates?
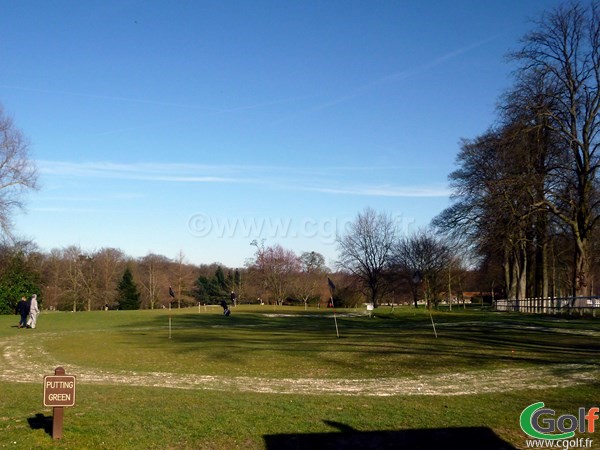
[1,336,597,396]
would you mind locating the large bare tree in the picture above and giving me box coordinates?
[336,207,396,307]
[0,105,39,237]
[512,1,600,296]
[434,124,551,301]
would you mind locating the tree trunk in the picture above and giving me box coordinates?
[541,240,549,299]
[448,264,452,311]
[509,258,518,301]
[517,243,527,302]
[371,286,378,308]
[503,247,516,300]
[574,236,591,297]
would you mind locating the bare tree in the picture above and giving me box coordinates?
[250,241,300,305]
[93,247,125,308]
[511,1,600,296]
[336,207,396,307]
[40,248,65,310]
[295,251,327,309]
[61,246,85,312]
[137,253,170,309]
[173,250,195,308]
[78,252,98,311]
[434,127,548,301]
[170,252,182,308]
[0,105,39,237]
[394,229,451,309]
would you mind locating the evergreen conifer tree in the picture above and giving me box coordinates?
[0,250,41,314]
[117,267,140,310]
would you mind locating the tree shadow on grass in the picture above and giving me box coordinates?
[263,420,517,449]
[27,413,52,436]
[137,312,600,373]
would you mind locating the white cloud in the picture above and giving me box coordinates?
[36,160,449,198]
[306,185,451,198]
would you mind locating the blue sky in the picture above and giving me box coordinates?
[1,0,563,268]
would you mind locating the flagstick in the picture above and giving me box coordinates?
[331,296,340,338]
[429,310,438,338]
[167,285,176,339]
[413,273,437,339]
[333,311,340,338]
[327,277,340,338]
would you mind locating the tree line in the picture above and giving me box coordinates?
[0,240,339,313]
[0,224,480,314]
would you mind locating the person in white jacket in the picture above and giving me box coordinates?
[27,294,39,329]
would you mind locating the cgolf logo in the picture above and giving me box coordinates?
[520,402,599,440]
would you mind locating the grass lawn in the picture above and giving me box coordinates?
[0,306,598,449]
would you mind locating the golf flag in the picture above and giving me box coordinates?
[327,277,336,292]
[169,286,175,298]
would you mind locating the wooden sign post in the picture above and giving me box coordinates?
[43,367,76,440]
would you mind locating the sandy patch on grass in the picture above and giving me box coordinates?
[1,337,597,396]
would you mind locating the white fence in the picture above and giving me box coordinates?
[494,296,600,316]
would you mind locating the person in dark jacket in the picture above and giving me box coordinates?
[15,297,29,328]
[220,299,231,316]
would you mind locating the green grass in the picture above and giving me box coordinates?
[0,306,599,449]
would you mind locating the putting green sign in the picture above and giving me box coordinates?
[43,375,76,407]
